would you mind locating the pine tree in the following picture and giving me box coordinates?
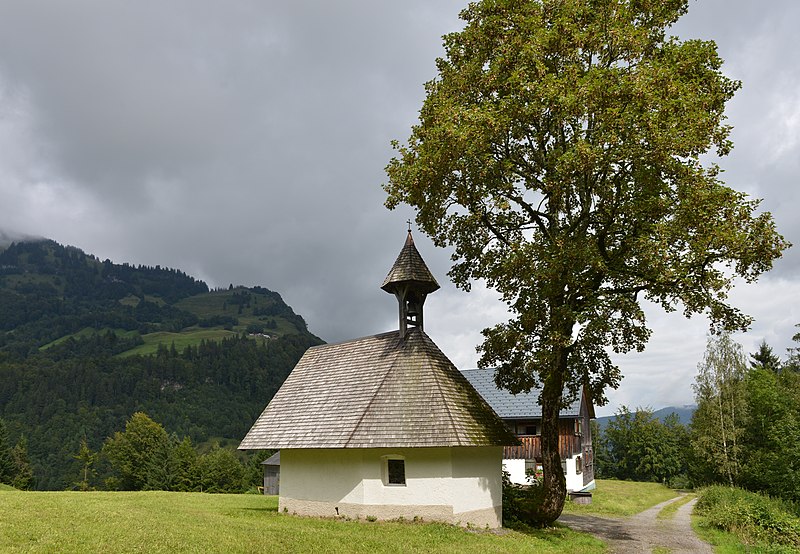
[750,340,781,372]
[0,419,15,485]
[11,436,33,490]
[74,438,98,491]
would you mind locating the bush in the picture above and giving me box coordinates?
[501,471,549,527]
[695,486,800,549]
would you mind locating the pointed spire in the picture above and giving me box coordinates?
[382,230,439,337]
[381,230,440,295]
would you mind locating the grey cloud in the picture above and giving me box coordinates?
[0,0,797,415]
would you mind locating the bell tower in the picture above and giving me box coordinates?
[381,230,440,337]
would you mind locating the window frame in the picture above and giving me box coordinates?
[382,455,406,487]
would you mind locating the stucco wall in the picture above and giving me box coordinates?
[503,455,591,492]
[279,447,503,527]
[504,458,528,485]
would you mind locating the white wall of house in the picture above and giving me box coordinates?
[279,447,503,527]
[503,458,529,485]
[503,455,592,492]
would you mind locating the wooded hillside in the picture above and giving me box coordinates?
[0,239,323,489]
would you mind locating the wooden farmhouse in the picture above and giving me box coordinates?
[239,231,518,527]
[462,369,596,494]
[261,451,280,495]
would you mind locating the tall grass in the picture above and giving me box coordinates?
[694,486,800,552]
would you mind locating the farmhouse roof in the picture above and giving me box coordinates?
[380,230,440,295]
[461,369,595,420]
[239,328,518,449]
[261,451,280,466]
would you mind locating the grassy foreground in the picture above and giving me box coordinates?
[0,490,605,553]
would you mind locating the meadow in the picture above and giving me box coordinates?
[0,489,604,553]
[10,479,758,553]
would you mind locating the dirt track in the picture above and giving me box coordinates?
[558,495,712,554]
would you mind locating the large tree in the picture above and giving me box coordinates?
[384,0,788,523]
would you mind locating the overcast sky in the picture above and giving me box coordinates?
[1,1,797,416]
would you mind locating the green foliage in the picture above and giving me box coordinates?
[10,435,32,490]
[501,470,547,527]
[384,0,787,524]
[74,437,98,491]
[598,407,689,485]
[739,369,800,502]
[686,331,800,505]
[197,444,245,493]
[750,340,781,372]
[695,486,800,550]
[0,239,322,490]
[0,419,15,484]
[690,332,748,486]
[171,437,200,492]
[1,332,317,489]
[103,412,172,490]
[99,413,252,494]
[0,420,33,489]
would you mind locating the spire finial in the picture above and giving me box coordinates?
[406,219,412,232]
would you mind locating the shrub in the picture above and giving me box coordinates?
[501,471,549,527]
[695,486,800,548]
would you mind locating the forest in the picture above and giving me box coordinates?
[594,330,800,504]
[0,239,322,490]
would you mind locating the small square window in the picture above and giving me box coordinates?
[387,459,406,485]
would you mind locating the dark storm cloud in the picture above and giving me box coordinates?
[0,1,797,414]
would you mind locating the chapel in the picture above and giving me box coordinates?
[239,230,517,527]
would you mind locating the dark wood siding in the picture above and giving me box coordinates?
[503,419,584,460]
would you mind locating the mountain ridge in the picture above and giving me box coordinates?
[0,237,323,489]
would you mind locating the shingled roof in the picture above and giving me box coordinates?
[380,230,440,294]
[461,369,594,419]
[239,328,518,449]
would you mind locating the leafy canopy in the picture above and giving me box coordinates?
[385,0,788,403]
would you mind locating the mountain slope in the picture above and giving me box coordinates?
[0,239,323,489]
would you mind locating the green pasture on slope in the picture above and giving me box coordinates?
[117,329,239,357]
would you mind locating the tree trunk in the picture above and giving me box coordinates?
[520,336,568,526]
[538,366,567,523]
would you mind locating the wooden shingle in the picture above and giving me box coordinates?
[380,230,440,294]
[239,328,518,449]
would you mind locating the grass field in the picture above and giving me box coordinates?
[561,479,679,517]
[117,329,240,357]
[0,490,606,553]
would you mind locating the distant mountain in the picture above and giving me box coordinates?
[0,238,323,489]
[595,405,696,432]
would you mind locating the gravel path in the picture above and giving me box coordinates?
[558,495,713,553]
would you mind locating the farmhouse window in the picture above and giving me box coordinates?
[383,457,406,486]
[516,422,538,436]
[574,419,583,436]
[576,456,582,474]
